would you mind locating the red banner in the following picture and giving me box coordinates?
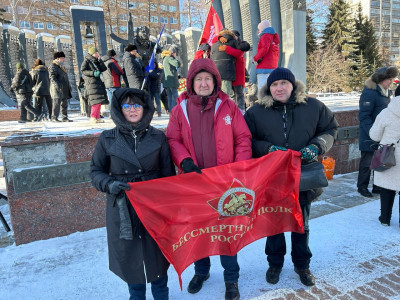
[199,0,224,46]
[126,150,304,288]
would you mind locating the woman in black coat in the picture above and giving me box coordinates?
[90,87,175,299]
[81,46,108,124]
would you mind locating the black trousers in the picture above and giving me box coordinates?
[265,202,312,269]
[17,93,40,121]
[52,98,68,120]
[35,95,52,119]
[357,151,374,189]
[379,187,399,225]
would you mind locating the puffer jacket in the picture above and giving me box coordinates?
[161,50,181,89]
[210,29,238,81]
[10,68,33,95]
[166,58,252,173]
[91,87,175,284]
[81,53,108,106]
[369,96,400,191]
[358,78,391,152]
[49,60,72,100]
[122,52,144,89]
[101,55,124,88]
[253,26,280,73]
[30,65,50,96]
[244,80,338,204]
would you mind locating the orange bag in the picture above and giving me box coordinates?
[322,156,335,180]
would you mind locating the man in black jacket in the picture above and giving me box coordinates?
[10,62,42,123]
[244,68,338,287]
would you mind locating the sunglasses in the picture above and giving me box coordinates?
[121,103,143,111]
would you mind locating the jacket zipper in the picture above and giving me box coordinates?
[283,105,289,148]
[131,130,137,153]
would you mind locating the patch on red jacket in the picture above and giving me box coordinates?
[223,114,232,125]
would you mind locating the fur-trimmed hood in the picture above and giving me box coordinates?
[161,49,171,58]
[257,79,307,108]
[218,29,236,39]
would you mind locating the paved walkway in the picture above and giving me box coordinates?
[0,114,399,299]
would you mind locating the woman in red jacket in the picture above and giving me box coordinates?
[166,58,251,300]
[253,19,280,91]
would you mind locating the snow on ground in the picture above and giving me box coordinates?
[0,198,399,299]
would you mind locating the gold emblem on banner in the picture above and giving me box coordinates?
[207,179,255,219]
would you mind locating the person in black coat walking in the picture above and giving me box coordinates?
[90,87,175,299]
[244,68,338,287]
[148,59,163,117]
[49,51,72,122]
[31,58,52,121]
[357,66,398,197]
[81,45,108,124]
[10,62,42,123]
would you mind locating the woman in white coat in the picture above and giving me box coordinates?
[370,96,400,226]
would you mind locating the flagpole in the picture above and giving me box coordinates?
[141,24,165,90]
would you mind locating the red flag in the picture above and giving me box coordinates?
[126,150,304,288]
[199,0,224,46]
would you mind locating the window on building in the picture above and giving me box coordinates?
[57,0,66,3]
[60,23,70,30]
[128,2,136,9]
[150,4,156,11]
[46,8,56,16]
[141,15,148,21]
[169,17,177,24]
[120,26,127,33]
[111,25,117,32]
[19,20,30,28]
[160,17,168,24]
[32,8,42,15]
[118,1,125,8]
[17,7,29,14]
[119,14,127,21]
[132,15,138,22]
[169,5,177,12]
[47,22,57,30]
[58,9,65,16]
[150,16,158,23]
[94,0,103,5]
[33,22,44,29]
[160,4,167,11]
[70,0,80,3]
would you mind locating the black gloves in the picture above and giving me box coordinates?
[181,158,202,174]
[108,181,131,195]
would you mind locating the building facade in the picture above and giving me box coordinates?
[0,0,180,46]
[350,0,400,62]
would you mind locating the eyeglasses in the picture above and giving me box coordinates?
[121,103,143,111]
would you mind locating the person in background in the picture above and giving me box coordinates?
[78,77,90,117]
[49,51,72,122]
[91,87,175,300]
[10,62,43,123]
[122,44,145,89]
[357,66,398,197]
[193,43,211,60]
[31,58,52,121]
[166,58,251,300]
[369,96,400,227]
[101,49,124,111]
[210,28,238,95]
[148,59,163,117]
[220,30,250,113]
[81,45,108,124]
[161,45,181,112]
[244,67,338,287]
[253,19,280,91]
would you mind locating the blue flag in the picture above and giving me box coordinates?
[141,25,165,89]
